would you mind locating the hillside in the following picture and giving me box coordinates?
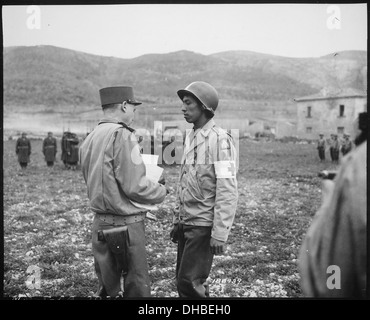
[3,46,367,135]
[5,45,367,108]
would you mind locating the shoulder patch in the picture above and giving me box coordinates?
[211,126,227,136]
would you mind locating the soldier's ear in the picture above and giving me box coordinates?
[121,102,127,113]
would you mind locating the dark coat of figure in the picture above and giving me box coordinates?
[61,132,79,169]
[15,133,31,169]
[43,132,57,167]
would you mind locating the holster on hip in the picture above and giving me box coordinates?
[100,226,129,274]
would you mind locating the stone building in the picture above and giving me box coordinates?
[294,88,367,139]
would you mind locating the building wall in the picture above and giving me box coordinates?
[296,96,367,139]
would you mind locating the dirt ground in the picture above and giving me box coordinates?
[3,138,339,298]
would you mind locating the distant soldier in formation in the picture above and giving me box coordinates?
[42,131,57,168]
[328,134,335,162]
[61,131,80,170]
[15,132,31,169]
[329,134,340,163]
[341,134,353,156]
[316,133,326,161]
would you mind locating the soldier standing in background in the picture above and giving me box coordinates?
[170,81,238,298]
[42,131,57,168]
[61,131,69,169]
[317,133,326,161]
[62,131,79,170]
[66,132,80,170]
[15,132,31,169]
[341,134,353,156]
[328,134,335,162]
[331,134,340,163]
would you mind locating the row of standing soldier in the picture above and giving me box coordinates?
[317,133,353,163]
[15,131,80,169]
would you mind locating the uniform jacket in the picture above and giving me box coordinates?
[299,141,367,297]
[15,137,31,163]
[329,138,340,151]
[317,138,326,149]
[174,119,238,242]
[79,118,167,216]
[43,137,57,162]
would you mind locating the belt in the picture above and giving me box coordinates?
[97,213,145,226]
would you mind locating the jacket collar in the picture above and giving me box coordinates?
[184,119,215,157]
[98,117,135,132]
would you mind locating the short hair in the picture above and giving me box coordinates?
[102,103,121,111]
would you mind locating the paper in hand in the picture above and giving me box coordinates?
[129,154,163,212]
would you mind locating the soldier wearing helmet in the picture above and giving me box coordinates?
[170,81,239,298]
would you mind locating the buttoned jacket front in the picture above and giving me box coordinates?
[175,119,238,242]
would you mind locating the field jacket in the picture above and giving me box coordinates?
[79,118,167,216]
[174,119,238,242]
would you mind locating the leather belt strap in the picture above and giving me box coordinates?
[97,213,145,226]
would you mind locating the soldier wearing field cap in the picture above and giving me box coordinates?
[15,132,31,169]
[170,81,238,298]
[79,86,167,297]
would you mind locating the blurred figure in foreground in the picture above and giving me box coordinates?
[299,112,367,298]
[15,132,31,169]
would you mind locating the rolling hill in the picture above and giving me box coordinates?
[3,45,367,135]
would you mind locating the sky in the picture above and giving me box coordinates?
[2,3,368,59]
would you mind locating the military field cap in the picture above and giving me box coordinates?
[99,86,142,107]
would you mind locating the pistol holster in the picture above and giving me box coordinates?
[99,226,129,274]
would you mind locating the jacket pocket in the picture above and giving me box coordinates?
[184,166,204,203]
[197,164,216,198]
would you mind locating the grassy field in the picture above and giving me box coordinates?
[3,138,339,298]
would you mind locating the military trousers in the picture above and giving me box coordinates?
[91,215,151,297]
[176,223,214,298]
[318,147,325,161]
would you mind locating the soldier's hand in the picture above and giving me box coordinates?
[170,224,179,243]
[210,238,225,255]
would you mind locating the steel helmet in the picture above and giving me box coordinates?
[177,81,219,115]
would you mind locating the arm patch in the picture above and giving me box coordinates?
[214,160,237,178]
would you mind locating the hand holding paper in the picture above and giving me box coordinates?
[130,154,164,214]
